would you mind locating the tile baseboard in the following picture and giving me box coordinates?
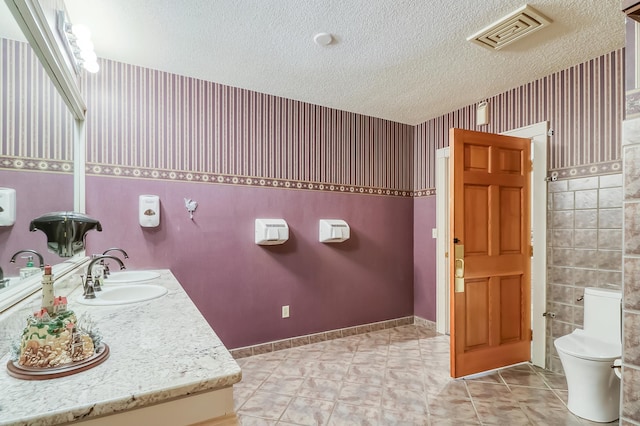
[230,315,436,359]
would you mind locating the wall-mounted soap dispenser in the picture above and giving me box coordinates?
[0,188,16,226]
[139,195,160,227]
[319,219,350,243]
[255,219,289,245]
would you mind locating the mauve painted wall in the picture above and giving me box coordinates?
[85,176,414,348]
[413,196,436,321]
[0,170,74,274]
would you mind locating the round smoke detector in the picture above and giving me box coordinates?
[313,33,333,46]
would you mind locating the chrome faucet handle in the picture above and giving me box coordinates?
[84,281,96,299]
[93,269,103,292]
[102,262,111,277]
[81,275,96,299]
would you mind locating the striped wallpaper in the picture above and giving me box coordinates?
[0,38,74,168]
[81,59,414,193]
[413,49,624,192]
[0,38,625,196]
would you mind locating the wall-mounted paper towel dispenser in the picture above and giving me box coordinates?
[0,188,16,226]
[319,219,350,243]
[255,219,289,245]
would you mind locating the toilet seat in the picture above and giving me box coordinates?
[554,329,620,361]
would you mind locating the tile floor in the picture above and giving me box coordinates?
[233,324,619,425]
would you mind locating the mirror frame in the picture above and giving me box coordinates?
[1,0,88,313]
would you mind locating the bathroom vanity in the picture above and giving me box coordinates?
[0,269,241,425]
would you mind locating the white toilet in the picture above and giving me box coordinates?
[554,287,622,423]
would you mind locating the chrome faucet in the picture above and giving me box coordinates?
[100,248,129,277]
[83,255,126,299]
[102,247,129,258]
[10,249,45,268]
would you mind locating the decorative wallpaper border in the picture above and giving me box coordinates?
[549,160,622,180]
[413,189,436,197]
[411,160,623,198]
[2,157,620,197]
[626,88,640,119]
[86,163,413,198]
[0,156,73,174]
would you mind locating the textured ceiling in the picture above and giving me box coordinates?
[1,1,626,125]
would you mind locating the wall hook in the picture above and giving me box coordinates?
[184,198,198,220]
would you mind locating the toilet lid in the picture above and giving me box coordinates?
[554,330,620,361]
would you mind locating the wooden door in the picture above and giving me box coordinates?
[449,128,532,378]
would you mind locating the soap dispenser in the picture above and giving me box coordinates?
[20,256,40,279]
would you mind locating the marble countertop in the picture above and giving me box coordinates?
[0,269,241,425]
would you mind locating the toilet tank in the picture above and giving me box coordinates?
[583,287,621,344]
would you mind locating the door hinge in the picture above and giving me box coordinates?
[529,245,533,257]
[530,329,533,341]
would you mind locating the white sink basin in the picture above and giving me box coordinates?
[104,270,161,284]
[76,284,168,306]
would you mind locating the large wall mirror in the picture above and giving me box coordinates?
[0,0,86,311]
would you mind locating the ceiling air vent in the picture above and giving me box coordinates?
[467,4,552,50]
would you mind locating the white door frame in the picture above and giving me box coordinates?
[435,121,548,368]
[435,147,450,335]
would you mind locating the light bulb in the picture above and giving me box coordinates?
[71,24,91,40]
[79,50,97,63]
[75,38,94,52]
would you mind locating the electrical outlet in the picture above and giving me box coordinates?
[282,305,290,318]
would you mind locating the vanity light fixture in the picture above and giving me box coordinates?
[56,10,99,74]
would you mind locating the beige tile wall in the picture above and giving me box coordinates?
[546,173,623,373]
[622,118,640,425]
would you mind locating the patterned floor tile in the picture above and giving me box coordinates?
[499,363,549,388]
[232,324,583,426]
[473,399,532,425]
[237,391,292,420]
[465,381,513,402]
[280,396,335,425]
[509,385,567,410]
[520,406,584,425]
[381,386,428,415]
[344,364,386,386]
[427,395,479,423]
[327,402,380,426]
[380,408,430,425]
[258,374,305,396]
[338,382,383,407]
[297,377,342,401]
[237,414,278,425]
